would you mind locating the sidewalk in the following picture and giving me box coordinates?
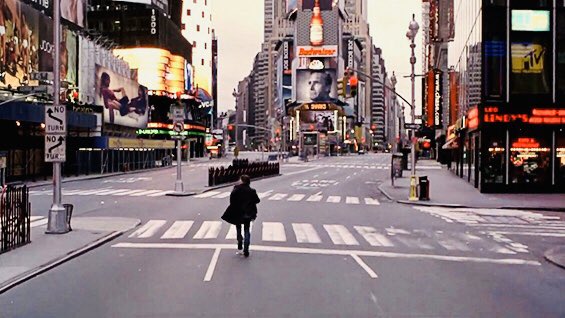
[379,160,565,212]
[0,217,140,294]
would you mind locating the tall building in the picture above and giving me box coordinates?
[181,0,213,95]
[371,46,386,148]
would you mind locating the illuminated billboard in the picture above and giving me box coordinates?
[511,10,550,32]
[295,69,338,103]
[299,110,336,132]
[95,64,149,128]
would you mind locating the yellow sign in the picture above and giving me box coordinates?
[511,44,545,74]
[108,137,175,149]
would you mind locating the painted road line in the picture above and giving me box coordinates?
[102,189,135,196]
[364,198,380,205]
[395,237,435,250]
[306,194,323,202]
[258,190,273,199]
[292,223,322,244]
[194,191,221,198]
[468,223,565,230]
[75,189,112,195]
[131,190,164,197]
[30,217,48,228]
[346,197,360,205]
[92,189,120,195]
[147,190,174,197]
[262,222,286,242]
[326,196,341,203]
[193,221,222,239]
[324,225,359,245]
[351,254,378,278]
[204,248,221,282]
[113,189,149,196]
[489,231,565,237]
[268,193,288,201]
[211,192,231,199]
[288,194,305,201]
[354,226,393,247]
[112,242,541,266]
[129,220,167,238]
[435,233,471,252]
[225,225,237,240]
[283,166,323,176]
[160,221,194,239]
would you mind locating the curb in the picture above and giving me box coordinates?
[0,230,127,294]
[24,166,174,189]
[377,183,565,212]
[544,246,565,270]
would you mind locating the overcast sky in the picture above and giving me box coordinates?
[211,0,423,117]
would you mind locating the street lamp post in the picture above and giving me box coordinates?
[406,13,419,200]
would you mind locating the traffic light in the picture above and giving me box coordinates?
[349,76,358,97]
[228,124,234,131]
[337,77,348,98]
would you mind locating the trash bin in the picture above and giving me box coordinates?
[391,153,403,178]
[63,204,73,231]
[418,176,429,201]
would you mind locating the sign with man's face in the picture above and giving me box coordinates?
[296,69,337,103]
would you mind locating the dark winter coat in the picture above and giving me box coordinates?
[221,184,260,225]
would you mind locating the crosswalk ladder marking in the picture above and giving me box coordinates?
[354,226,393,247]
[287,194,305,201]
[212,192,231,199]
[129,220,167,238]
[193,221,222,239]
[326,196,341,203]
[323,224,359,245]
[364,198,380,205]
[147,190,174,197]
[346,197,360,204]
[194,191,221,198]
[113,189,148,196]
[269,193,288,201]
[131,190,165,197]
[292,223,321,243]
[160,221,194,239]
[306,195,322,202]
[262,222,286,242]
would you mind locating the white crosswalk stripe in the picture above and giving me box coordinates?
[306,194,323,202]
[268,193,288,201]
[262,222,286,241]
[258,191,273,199]
[292,223,321,243]
[346,197,360,205]
[435,232,471,251]
[131,190,165,197]
[225,222,254,240]
[129,220,167,238]
[323,224,359,245]
[148,190,173,197]
[160,221,194,239]
[193,221,223,239]
[364,198,380,205]
[113,189,148,196]
[194,191,221,198]
[288,194,305,201]
[94,189,123,195]
[326,196,341,203]
[212,192,231,199]
[354,226,393,247]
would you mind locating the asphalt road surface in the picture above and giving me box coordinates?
[1,154,564,317]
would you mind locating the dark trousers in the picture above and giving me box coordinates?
[236,221,251,252]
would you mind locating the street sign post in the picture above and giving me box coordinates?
[45,135,66,162]
[404,123,421,130]
[167,104,191,196]
[45,105,67,134]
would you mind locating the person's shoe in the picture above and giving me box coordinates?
[244,250,249,258]
[236,250,244,255]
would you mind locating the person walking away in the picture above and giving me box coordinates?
[234,146,239,160]
[221,175,260,257]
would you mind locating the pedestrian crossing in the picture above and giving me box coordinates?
[193,190,381,206]
[125,219,529,255]
[29,188,174,198]
[287,162,443,170]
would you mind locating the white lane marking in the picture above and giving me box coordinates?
[354,226,394,247]
[489,231,565,237]
[76,189,112,195]
[395,237,434,250]
[31,218,48,228]
[194,191,221,198]
[203,248,221,282]
[147,190,174,197]
[435,233,471,251]
[131,190,165,197]
[212,192,231,199]
[288,194,305,201]
[364,198,380,205]
[160,221,194,239]
[113,189,148,196]
[112,243,541,266]
[258,190,274,199]
[268,193,288,201]
[129,220,167,238]
[306,195,323,202]
[346,197,360,205]
[385,228,411,235]
[94,189,125,195]
[326,196,341,203]
[468,223,565,230]
[292,223,322,243]
[351,254,378,278]
[324,225,359,245]
[225,225,237,240]
[284,166,323,176]
[262,222,286,242]
[193,221,222,239]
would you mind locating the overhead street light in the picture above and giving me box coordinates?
[406,13,419,201]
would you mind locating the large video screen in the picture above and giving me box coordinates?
[95,65,149,128]
[512,10,550,32]
[300,110,336,132]
[295,69,337,103]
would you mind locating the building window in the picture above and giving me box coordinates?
[509,134,551,185]
[202,11,205,18]
[204,43,207,49]
[208,27,210,34]
[483,134,506,184]
[205,0,207,5]
[181,23,186,30]
[193,0,196,3]
[201,59,205,66]
[187,9,191,16]
[193,41,196,48]
[197,25,200,32]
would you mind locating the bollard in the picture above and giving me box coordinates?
[409,175,418,201]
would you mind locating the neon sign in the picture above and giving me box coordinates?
[483,107,565,124]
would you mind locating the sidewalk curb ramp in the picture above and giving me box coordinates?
[378,183,565,212]
[544,246,565,270]
[0,219,141,295]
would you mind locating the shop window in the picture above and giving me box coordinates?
[557,130,565,186]
[509,136,551,185]
[483,135,506,184]
[483,6,506,100]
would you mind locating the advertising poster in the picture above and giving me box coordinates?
[38,18,77,85]
[60,0,85,27]
[300,110,336,132]
[0,0,40,88]
[302,0,333,10]
[295,69,337,103]
[95,64,149,128]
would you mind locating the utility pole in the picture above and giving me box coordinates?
[406,14,420,201]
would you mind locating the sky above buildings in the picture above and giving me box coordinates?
[212,0,423,117]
